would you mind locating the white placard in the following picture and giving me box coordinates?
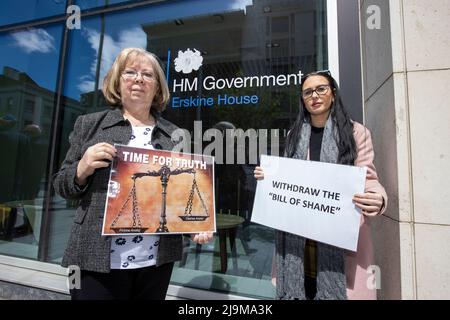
[251,155,367,251]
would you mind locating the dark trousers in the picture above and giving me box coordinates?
[70,262,174,300]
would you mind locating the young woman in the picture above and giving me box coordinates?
[54,48,212,300]
[254,70,387,300]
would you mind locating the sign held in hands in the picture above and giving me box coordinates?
[251,155,367,251]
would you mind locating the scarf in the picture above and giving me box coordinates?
[275,116,347,300]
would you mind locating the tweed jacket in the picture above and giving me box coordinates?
[53,107,184,273]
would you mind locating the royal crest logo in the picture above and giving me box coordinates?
[174,48,203,74]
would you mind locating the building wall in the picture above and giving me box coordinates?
[360,0,450,299]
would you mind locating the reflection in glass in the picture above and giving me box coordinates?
[45,0,327,299]
[0,25,63,259]
[155,0,326,299]
[46,17,105,263]
[74,0,147,11]
[0,0,67,27]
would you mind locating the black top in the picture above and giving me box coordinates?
[309,125,324,161]
[305,125,324,297]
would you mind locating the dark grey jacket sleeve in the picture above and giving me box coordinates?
[53,115,90,199]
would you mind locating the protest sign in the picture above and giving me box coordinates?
[102,145,215,235]
[251,155,366,251]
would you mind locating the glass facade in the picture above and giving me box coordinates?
[0,23,64,259]
[0,0,67,27]
[0,0,328,299]
[74,0,151,10]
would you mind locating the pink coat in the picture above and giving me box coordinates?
[345,122,387,300]
[271,122,388,300]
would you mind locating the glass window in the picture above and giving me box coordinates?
[0,24,63,260]
[46,0,328,299]
[45,16,104,263]
[157,0,326,299]
[25,99,35,114]
[6,98,15,112]
[74,0,148,10]
[0,0,67,27]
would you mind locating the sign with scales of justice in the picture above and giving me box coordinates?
[101,145,216,236]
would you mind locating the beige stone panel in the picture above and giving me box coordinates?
[398,220,416,299]
[402,0,450,71]
[408,70,450,225]
[415,223,450,299]
[389,0,406,73]
[391,72,414,223]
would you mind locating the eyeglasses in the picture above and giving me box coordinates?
[301,84,331,99]
[121,70,155,82]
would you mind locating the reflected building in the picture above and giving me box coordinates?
[0,66,82,138]
[140,0,326,215]
[0,66,83,179]
[143,0,325,132]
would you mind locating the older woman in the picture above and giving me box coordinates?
[54,48,212,300]
[254,70,387,300]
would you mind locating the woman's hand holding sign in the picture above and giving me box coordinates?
[76,142,117,186]
[254,166,264,180]
[254,166,383,216]
[352,192,383,216]
[191,232,214,244]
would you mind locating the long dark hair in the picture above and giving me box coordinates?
[285,70,357,165]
